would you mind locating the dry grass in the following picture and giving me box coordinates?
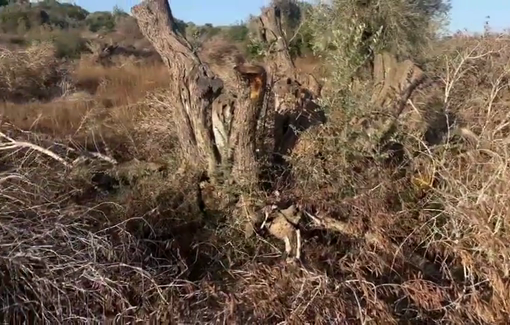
[287,33,510,323]
[0,42,66,103]
[2,33,510,324]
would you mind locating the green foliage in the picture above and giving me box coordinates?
[308,0,451,95]
[85,11,115,33]
[0,1,89,33]
[173,19,187,35]
[27,28,88,58]
[185,22,221,46]
[112,5,128,19]
[37,1,89,24]
[300,0,452,176]
[273,0,302,35]
[310,0,451,60]
[226,24,248,42]
[51,30,88,58]
[0,5,46,33]
[245,39,265,59]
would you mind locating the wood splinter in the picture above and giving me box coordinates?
[261,205,303,262]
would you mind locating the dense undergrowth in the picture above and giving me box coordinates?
[1,0,510,324]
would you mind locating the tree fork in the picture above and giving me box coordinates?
[132,0,267,187]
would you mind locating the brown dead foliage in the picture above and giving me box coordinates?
[0,42,68,103]
[1,26,510,325]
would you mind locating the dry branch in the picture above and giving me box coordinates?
[302,209,441,279]
[1,131,71,167]
[0,131,117,168]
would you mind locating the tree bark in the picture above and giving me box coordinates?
[132,0,221,177]
[132,0,266,187]
[230,68,267,187]
[256,4,326,160]
[257,5,297,80]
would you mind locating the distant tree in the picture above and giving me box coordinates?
[85,11,115,32]
[112,5,128,18]
[227,24,249,42]
[173,19,187,35]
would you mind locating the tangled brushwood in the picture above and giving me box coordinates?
[1,0,510,323]
[0,42,70,103]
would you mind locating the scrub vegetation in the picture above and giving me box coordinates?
[2,0,510,323]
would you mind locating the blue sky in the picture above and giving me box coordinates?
[76,0,510,32]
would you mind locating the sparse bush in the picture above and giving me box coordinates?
[309,0,450,90]
[51,30,88,58]
[0,42,67,102]
[35,0,88,28]
[0,4,48,33]
[225,24,248,42]
[23,25,89,58]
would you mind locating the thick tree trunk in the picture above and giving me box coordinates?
[257,5,297,80]
[132,0,220,177]
[132,0,266,187]
[256,4,326,160]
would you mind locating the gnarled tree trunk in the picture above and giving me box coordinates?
[132,0,267,188]
[255,4,326,161]
[256,5,297,80]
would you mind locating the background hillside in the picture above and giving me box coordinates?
[0,0,314,59]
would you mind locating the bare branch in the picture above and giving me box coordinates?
[0,132,71,167]
[0,131,118,168]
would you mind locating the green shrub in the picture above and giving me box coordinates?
[293,0,452,195]
[26,28,88,59]
[0,1,88,33]
[308,0,451,95]
[85,11,115,33]
[52,30,88,58]
[226,24,249,42]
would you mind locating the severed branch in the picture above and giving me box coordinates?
[254,4,327,164]
[1,131,71,167]
[302,209,442,279]
[0,131,117,168]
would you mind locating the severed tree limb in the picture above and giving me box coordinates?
[255,4,327,162]
[229,64,268,187]
[257,5,297,79]
[0,131,118,168]
[303,209,442,280]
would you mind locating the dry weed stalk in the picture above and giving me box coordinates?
[406,36,510,323]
